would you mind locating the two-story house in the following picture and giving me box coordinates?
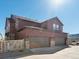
[5,15,67,48]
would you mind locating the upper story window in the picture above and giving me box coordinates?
[53,24,59,31]
[53,24,56,30]
[6,20,10,32]
[15,19,19,29]
[56,25,59,30]
[60,25,63,31]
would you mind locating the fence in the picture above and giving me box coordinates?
[0,40,4,53]
[0,40,25,53]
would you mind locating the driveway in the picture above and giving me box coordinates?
[4,46,79,59]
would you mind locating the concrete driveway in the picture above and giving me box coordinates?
[5,46,79,59]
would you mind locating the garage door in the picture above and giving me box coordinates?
[50,39,55,47]
[30,37,49,48]
[55,37,65,46]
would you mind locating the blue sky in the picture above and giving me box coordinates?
[0,0,79,37]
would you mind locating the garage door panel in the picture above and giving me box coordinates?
[55,37,65,46]
[30,37,49,48]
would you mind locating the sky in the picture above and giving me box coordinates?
[0,0,79,37]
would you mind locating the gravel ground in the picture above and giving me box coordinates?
[3,46,79,59]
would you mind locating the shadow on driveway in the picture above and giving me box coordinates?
[3,45,69,59]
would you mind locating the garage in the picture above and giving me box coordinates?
[30,37,49,48]
[55,37,65,46]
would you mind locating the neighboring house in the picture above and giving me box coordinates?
[68,34,79,45]
[5,15,67,48]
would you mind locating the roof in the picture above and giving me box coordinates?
[24,26,43,30]
[49,17,63,25]
[42,17,63,25]
[10,15,63,25]
[11,15,40,23]
[18,26,44,32]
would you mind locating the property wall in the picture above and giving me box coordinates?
[0,40,4,53]
[0,40,28,53]
[6,40,24,51]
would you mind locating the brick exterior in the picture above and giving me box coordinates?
[5,15,67,48]
[16,19,41,30]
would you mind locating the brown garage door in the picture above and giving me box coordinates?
[30,37,49,48]
[55,37,65,46]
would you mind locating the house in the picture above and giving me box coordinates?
[68,34,79,45]
[5,15,67,48]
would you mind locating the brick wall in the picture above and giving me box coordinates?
[47,19,63,32]
[16,19,41,30]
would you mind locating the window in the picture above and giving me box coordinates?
[56,25,59,30]
[15,19,19,29]
[53,24,59,31]
[6,21,10,32]
[53,24,56,30]
[59,25,63,31]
